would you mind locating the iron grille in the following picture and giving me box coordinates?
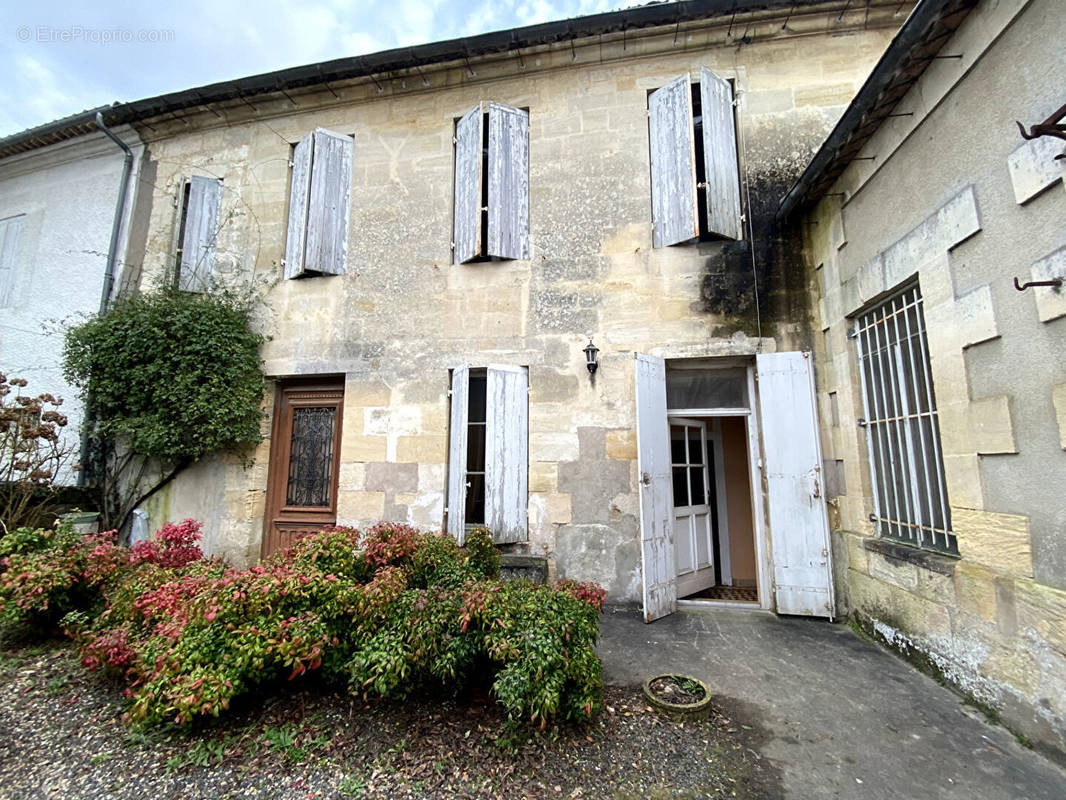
[854,283,956,553]
[285,406,336,507]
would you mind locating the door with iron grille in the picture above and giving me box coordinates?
[262,379,344,559]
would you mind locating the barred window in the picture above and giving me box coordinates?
[853,282,955,553]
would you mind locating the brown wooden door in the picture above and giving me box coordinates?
[262,378,344,559]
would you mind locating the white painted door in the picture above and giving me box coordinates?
[635,353,676,622]
[670,419,715,597]
[755,352,835,617]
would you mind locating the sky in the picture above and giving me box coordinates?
[1,0,632,138]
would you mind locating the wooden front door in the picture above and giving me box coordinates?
[262,378,344,559]
[669,418,717,597]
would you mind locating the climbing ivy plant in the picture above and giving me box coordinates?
[63,289,265,532]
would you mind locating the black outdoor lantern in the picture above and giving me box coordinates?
[583,337,599,375]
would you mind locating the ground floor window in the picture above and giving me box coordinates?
[447,365,528,544]
[853,282,955,553]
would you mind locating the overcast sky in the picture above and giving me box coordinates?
[2,0,630,138]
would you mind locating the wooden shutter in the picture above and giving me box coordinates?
[699,67,742,241]
[0,215,23,308]
[755,352,835,618]
[447,366,470,544]
[284,132,313,279]
[487,102,529,260]
[485,365,528,543]
[304,128,353,276]
[648,75,698,248]
[635,353,677,621]
[453,105,482,264]
[178,176,222,292]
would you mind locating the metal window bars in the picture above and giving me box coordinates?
[854,283,956,553]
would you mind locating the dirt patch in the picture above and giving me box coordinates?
[0,640,782,799]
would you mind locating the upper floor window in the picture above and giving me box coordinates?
[284,128,354,279]
[174,175,222,292]
[648,67,742,246]
[0,214,25,309]
[452,102,529,264]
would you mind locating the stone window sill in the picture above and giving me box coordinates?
[862,537,958,577]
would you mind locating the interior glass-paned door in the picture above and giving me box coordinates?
[670,418,716,596]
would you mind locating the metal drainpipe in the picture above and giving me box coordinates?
[78,112,134,487]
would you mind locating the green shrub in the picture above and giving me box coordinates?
[61,522,605,728]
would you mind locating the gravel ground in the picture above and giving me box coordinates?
[0,640,781,799]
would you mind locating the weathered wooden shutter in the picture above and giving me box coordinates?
[178,176,222,292]
[487,102,530,260]
[447,366,470,544]
[755,352,835,618]
[0,214,23,308]
[635,353,677,621]
[648,75,698,248]
[485,365,528,543]
[699,67,742,241]
[304,128,353,276]
[453,105,482,264]
[284,132,314,279]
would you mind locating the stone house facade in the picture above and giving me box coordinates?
[105,0,906,620]
[782,0,1065,757]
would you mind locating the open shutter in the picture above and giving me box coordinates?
[648,74,698,248]
[699,67,742,241]
[453,106,482,264]
[487,102,529,260]
[178,176,222,292]
[485,365,528,543]
[447,366,470,544]
[755,352,835,618]
[304,128,353,276]
[284,132,313,279]
[635,353,676,622]
[0,215,24,308]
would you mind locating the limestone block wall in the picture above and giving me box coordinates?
[131,4,905,597]
[805,0,1066,756]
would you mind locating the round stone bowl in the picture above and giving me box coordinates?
[641,673,713,720]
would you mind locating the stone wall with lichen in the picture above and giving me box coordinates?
[804,0,1066,760]
[128,5,904,598]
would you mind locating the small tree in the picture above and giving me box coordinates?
[63,289,265,533]
[0,374,78,532]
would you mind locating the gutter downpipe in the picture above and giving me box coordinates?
[78,112,133,487]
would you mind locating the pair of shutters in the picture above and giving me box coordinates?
[648,67,742,246]
[285,128,354,278]
[177,176,222,292]
[447,365,528,545]
[453,102,530,263]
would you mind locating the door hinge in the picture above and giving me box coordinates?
[857,418,867,428]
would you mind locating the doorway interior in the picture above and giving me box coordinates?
[665,359,762,608]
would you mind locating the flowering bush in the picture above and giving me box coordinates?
[60,522,605,729]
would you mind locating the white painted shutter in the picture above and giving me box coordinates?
[0,215,24,308]
[699,67,743,241]
[284,132,313,279]
[635,353,676,622]
[447,366,470,544]
[487,102,529,260]
[304,128,352,276]
[485,365,528,544]
[755,352,835,618]
[453,105,482,264]
[648,75,698,248]
[178,176,222,292]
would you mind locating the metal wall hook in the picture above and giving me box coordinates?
[1014,276,1063,291]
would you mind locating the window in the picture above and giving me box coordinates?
[284,128,354,278]
[648,67,742,246]
[447,365,528,544]
[452,102,529,264]
[853,282,955,553]
[174,176,222,292]
[0,214,25,308]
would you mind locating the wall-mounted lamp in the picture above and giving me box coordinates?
[583,337,599,375]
